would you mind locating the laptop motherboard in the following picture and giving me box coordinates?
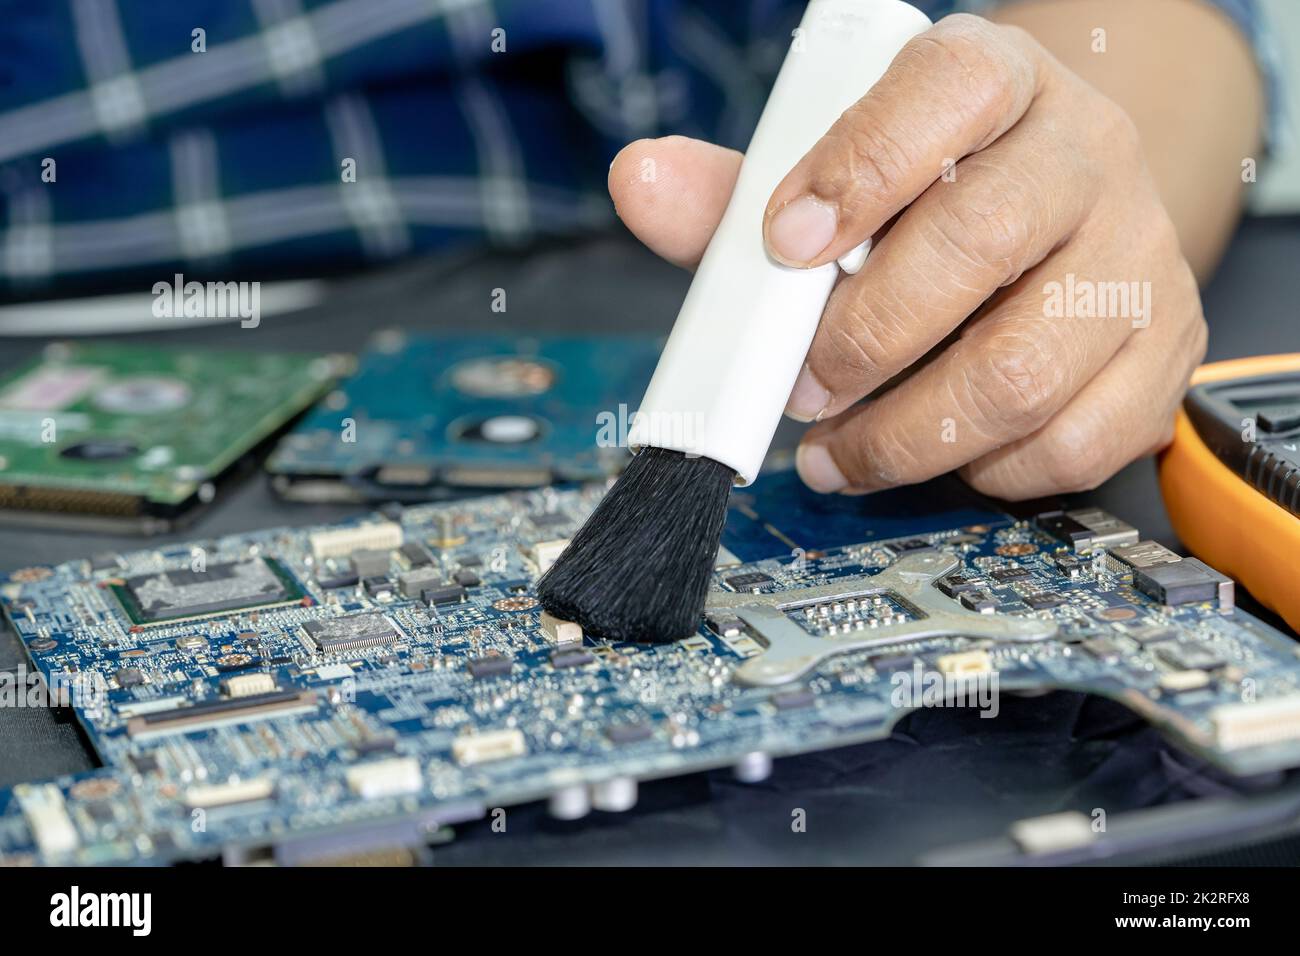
[3,471,1299,865]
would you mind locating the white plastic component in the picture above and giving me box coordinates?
[539,610,583,646]
[529,538,571,575]
[734,751,774,783]
[590,776,638,813]
[16,784,79,857]
[184,777,275,808]
[222,672,277,698]
[309,520,403,561]
[627,0,931,485]
[480,414,540,443]
[836,238,873,275]
[1210,696,1300,749]
[452,728,527,766]
[345,757,423,799]
[936,649,994,677]
[1009,811,1096,855]
[1159,669,1210,693]
[548,785,592,821]
[315,662,355,681]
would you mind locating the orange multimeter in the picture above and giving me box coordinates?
[1158,353,1300,633]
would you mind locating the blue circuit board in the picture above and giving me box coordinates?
[3,471,1300,865]
[266,332,659,502]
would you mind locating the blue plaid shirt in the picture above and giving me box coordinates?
[0,0,1274,295]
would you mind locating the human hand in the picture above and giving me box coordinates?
[609,14,1207,500]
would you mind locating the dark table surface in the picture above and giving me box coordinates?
[2,217,1298,864]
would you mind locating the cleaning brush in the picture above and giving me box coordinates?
[539,0,932,643]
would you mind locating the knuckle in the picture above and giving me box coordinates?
[966,332,1064,433]
[929,165,1030,274]
[859,429,923,488]
[818,293,914,383]
[821,116,915,212]
[833,419,920,489]
[1097,98,1143,163]
[920,17,1031,137]
[934,12,991,38]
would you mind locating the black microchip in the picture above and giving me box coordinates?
[606,723,654,744]
[115,667,144,688]
[771,688,815,710]
[467,656,512,679]
[1156,643,1226,671]
[869,654,916,673]
[1036,511,1093,549]
[422,584,467,607]
[959,590,997,613]
[705,612,744,636]
[400,542,433,567]
[1082,637,1123,661]
[1129,626,1177,645]
[458,554,483,567]
[130,753,160,773]
[85,802,115,823]
[990,566,1032,583]
[363,576,393,598]
[453,569,481,587]
[303,614,401,654]
[726,571,774,591]
[529,512,570,529]
[887,538,932,555]
[550,649,595,669]
[937,573,978,597]
[354,736,398,755]
[1023,592,1066,610]
[1054,554,1084,577]
[318,572,359,590]
[216,657,261,673]
[116,558,296,624]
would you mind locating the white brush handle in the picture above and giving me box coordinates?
[627,0,931,485]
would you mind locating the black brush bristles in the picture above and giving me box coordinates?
[537,446,735,643]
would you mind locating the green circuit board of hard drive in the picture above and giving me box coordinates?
[0,342,346,524]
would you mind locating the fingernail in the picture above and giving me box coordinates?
[785,364,831,422]
[796,442,847,493]
[767,195,838,266]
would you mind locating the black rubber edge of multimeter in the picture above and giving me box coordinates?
[1184,371,1300,516]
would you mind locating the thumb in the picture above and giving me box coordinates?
[609,135,743,271]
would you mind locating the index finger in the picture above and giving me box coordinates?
[763,14,1045,268]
